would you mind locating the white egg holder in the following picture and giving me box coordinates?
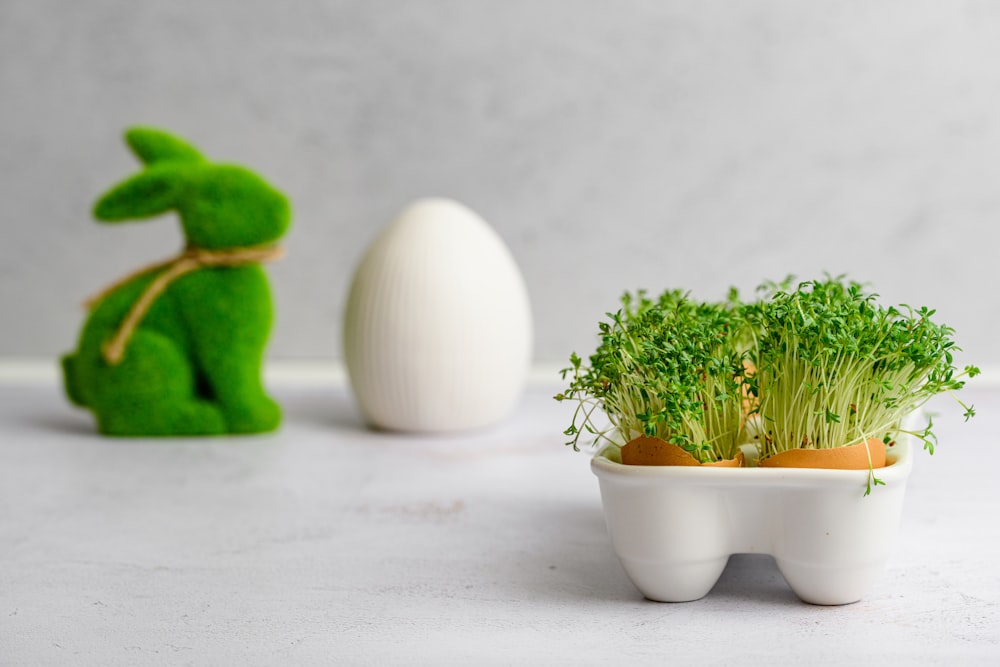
[590,436,913,605]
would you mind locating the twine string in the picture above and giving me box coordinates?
[86,245,286,366]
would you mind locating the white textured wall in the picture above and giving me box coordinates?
[2,0,998,367]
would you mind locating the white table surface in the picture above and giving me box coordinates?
[1,372,998,665]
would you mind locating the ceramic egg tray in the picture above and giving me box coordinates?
[591,437,913,605]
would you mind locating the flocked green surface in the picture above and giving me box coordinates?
[62,127,291,436]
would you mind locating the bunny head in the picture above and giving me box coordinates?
[93,127,291,250]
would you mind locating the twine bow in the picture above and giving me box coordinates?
[85,244,286,366]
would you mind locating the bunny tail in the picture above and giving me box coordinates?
[61,353,88,407]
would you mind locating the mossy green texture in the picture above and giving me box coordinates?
[62,127,291,436]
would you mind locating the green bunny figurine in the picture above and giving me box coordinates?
[62,127,291,436]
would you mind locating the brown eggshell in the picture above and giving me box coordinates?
[620,436,743,467]
[759,438,887,470]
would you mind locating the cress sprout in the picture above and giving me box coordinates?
[555,289,751,464]
[744,276,978,462]
[557,275,978,484]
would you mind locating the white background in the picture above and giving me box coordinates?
[2,0,998,368]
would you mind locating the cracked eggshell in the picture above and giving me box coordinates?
[343,198,533,432]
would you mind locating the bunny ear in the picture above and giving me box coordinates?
[93,165,188,222]
[124,127,205,166]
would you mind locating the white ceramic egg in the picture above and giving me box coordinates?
[343,198,533,432]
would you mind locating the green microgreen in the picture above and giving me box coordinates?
[557,275,978,487]
[743,275,979,465]
[555,289,751,463]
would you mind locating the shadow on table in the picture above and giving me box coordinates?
[20,385,367,438]
[274,385,368,432]
[521,500,803,607]
[708,554,803,605]
[26,414,96,437]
